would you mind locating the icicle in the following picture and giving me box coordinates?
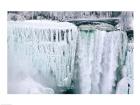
[8,20,78,93]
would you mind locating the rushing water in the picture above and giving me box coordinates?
[7,20,133,94]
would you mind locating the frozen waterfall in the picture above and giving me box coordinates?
[8,20,133,94]
[8,20,78,93]
[76,24,132,94]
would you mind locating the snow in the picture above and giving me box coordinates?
[9,77,54,94]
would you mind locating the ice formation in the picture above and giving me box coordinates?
[116,42,133,94]
[8,20,78,93]
[76,25,133,94]
[8,20,133,94]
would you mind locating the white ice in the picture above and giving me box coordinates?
[8,20,133,94]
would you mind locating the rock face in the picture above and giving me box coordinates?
[7,20,133,94]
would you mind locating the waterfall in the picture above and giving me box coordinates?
[8,20,78,93]
[8,20,133,94]
[77,25,129,94]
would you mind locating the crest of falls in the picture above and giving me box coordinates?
[8,20,133,94]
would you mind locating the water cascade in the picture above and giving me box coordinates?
[8,20,78,93]
[77,24,130,94]
[8,20,133,94]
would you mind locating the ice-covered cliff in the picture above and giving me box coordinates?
[7,20,133,94]
[8,20,78,93]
